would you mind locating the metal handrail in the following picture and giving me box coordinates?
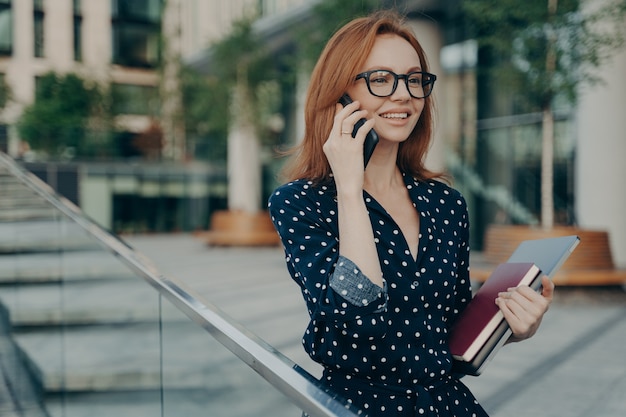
[0,151,360,417]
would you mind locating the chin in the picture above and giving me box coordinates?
[379,134,410,145]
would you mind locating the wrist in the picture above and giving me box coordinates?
[336,191,367,213]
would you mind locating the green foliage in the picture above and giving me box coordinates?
[180,66,230,160]
[17,72,111,157]
[463,0,626,110]
[210,16,275,86]
[180,0,406,161]
[181,14,286,160]
[292,0,380,70]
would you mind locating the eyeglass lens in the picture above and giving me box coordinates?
[366,70,434,98]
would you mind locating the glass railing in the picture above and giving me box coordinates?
[0,151,359,417]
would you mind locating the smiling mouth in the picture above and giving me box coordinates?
[381,112,409,119]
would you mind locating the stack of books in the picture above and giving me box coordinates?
[449,235,580,376]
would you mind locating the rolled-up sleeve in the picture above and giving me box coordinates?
[268,181,388,335]
[330,256,386,311]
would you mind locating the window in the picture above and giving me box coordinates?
[0,71,8,110]
[0,124,7,153]
[34,0,44,58]
[73,0,82,61]
[111,83,159,115]
[0,0,12,55]
[111,0,162,68]
[0,72,8,107]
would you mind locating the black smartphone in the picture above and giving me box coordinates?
[338,94,379,168]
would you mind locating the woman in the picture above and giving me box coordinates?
[268,10,553,417]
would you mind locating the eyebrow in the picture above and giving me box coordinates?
[363,66,424,73]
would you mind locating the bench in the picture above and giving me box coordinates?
[470,225,626,286]
[196,210,280,246]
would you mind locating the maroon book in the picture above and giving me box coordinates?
[449,262,541,375]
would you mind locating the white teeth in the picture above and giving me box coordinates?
[382,113,408,119]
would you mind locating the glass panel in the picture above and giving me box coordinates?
[0,158,305,416]
[160,302,303,416]
[112,0,162,23]
[0,153,360,417]
[0,163,163,415]
[73,17,82,61]
[0,124,7,153]
[111,0,162,68]
[34,13,44,58]
[0,6,12,55]
[112,24,160,67]
[110,83,159,115]
[474,115,574,226]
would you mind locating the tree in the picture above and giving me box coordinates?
[17,72,111,158]
[292,0,379,69]
[463,0,626,229]
[210,15,282,213]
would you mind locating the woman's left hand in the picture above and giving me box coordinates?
[496,275,555,342]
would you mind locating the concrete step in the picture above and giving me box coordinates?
[0,220,102,254]
[0,207,57,222]
[14,304,307,393]
[0,279,158,327]
[0,305,48,417]
[0,193,49,209]
[0,250,134,284]
[0,176,58,221]
[42,381,301,417]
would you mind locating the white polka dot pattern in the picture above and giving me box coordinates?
[269,174,488,416]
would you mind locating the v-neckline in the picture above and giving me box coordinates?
[363,187,421,263]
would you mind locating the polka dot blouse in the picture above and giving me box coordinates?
[268,174,488,416]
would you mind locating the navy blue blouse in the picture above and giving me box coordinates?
[268,174,489,416]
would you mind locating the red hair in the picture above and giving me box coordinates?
[281,10,442,183]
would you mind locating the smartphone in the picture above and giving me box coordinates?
[338,94,379,168]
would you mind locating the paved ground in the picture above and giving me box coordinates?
[125,233,626,417]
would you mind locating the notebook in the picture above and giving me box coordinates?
[450,235,580,376]
[449,262,542,365]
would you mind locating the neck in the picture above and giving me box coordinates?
[363,140,404,194]
[364,164,404,195]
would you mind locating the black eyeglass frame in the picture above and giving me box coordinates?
[355,70,437,99]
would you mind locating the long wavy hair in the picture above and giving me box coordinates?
[280,10,443,184]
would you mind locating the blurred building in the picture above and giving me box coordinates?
[0,0,300,158]
[187,0,626,266]
[0,0,306,233]
[0,0,624,265]
[1,0,162,156]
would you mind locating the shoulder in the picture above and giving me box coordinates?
[268,179,336,212]
[406,176,467,207]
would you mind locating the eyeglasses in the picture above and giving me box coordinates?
[355,69,437,99]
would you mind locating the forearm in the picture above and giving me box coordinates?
[336,190,383,288]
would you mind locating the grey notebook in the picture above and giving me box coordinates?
[507,235,580,278]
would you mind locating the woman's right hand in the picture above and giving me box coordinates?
[323,100,376,195]
[323,100,383,288]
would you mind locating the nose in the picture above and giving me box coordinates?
[391,76,412,100]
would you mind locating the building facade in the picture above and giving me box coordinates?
[0,0,306,232]
[1,0,163,156]
[1,0,624,265]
